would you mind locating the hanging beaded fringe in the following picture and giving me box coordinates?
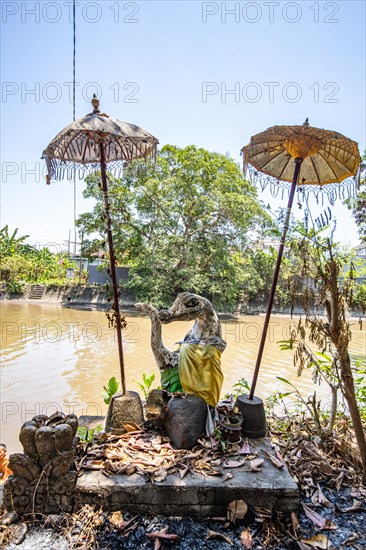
[243,163,361,206]
[43,156,156,184]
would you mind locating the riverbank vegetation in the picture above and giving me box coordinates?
[0,225,80,294]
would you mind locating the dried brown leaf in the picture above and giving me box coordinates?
[342,533,359,545]
[316,484,332,508]
[264,451,284,469]
[240,528,252,548]
[318,461,333,476]
[223,472,234,482]
[146,530,179,541]
[250,458,264,472]
[350,486,366,499]
[335,471,344,491]
[253,507,272,518]
[179,464,190,480]
[122,422,141,433]
[239,440,251,455]
[227,500,248,522]
[274,447,285,463]
[291,511,299,535]
[82,460,104,470]
[336,499,366,513]
[223,458,245,469]
[109,511,124,528]
[302,503,336,530]
[9,523,27,545]
[206,529,233,545]
[300,534,330,549]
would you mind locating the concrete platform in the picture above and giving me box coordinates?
[74,438,299,517]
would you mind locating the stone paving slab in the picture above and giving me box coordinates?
[75,438,299,517]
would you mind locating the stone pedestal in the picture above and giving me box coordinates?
[75,437,299,515]
[236,394,267,438]
[104,391,144,434]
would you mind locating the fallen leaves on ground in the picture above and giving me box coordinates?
[78,426,277,482]
[269,415,363,493]
[109,511,139,533]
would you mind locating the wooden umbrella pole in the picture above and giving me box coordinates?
[249,157,303,400]
[99,142,127,395]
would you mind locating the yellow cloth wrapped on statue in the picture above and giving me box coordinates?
[178,343,223,407]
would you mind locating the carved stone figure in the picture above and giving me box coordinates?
[3,412,79,515]
[136,292,226,407]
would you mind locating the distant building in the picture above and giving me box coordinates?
[354,243,366,258]
[66,256,89,271]
[87,261,130,285]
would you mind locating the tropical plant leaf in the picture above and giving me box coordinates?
[108,377,119,395]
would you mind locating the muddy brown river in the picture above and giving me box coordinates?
[1,302,365,454]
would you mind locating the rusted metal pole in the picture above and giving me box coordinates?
[249,157,303,400]
[99,142,127,395]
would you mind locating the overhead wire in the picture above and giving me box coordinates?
[73,0,77,255]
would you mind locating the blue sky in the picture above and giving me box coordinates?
[1,0,365,251]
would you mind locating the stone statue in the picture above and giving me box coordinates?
[3,412,79,515]
[135,292,226,407]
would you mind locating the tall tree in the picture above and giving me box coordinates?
[77,145,272,307]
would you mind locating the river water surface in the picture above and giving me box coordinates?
[1,302,365,453]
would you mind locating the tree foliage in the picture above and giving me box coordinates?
[0,225,73,288]
[281,229,366,479]
[0,225,34,258]
[77,145,273,308]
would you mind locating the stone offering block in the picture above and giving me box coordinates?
[75,437,299,516]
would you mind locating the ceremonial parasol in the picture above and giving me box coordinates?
[42,96,159,395]
[241,120,361,411]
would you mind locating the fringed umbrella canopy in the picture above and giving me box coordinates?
[42,95,158,183]
[242,122,361,202]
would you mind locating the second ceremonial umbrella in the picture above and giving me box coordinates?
[238,120,360,436]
